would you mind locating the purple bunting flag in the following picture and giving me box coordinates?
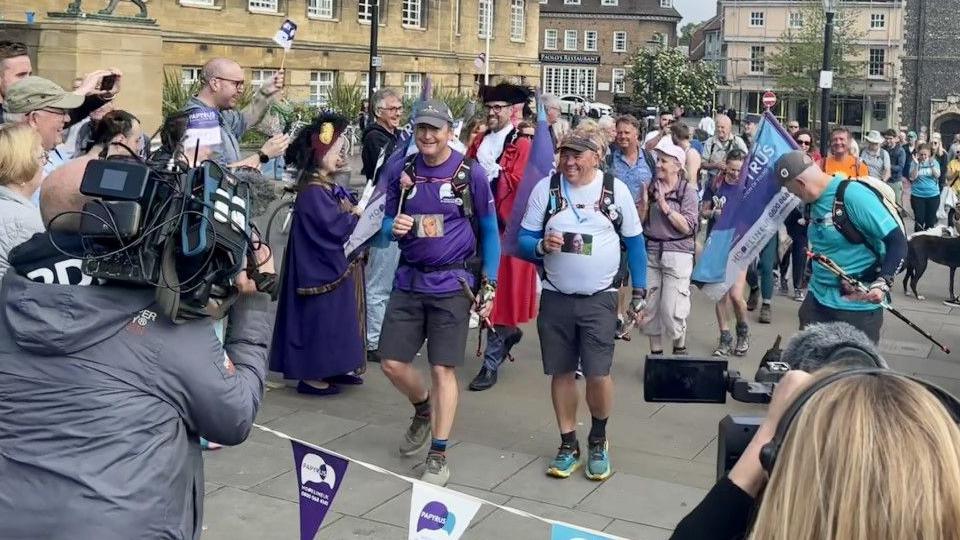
[290,439,349,540]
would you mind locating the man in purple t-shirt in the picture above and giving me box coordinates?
[377,100,501,486]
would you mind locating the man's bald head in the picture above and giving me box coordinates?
[201,58,242,85]
[199,58,245,110]
[40,156,95,231]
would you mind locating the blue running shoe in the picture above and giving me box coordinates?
[585,439,612,481]
[546,443,581,478]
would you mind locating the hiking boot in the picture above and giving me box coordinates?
[399,415,431,456]
[546,442,581,478]
[793,288,806,302]
[713,331,733,357]
[585,439,612,481]
[734,323,750,356]
[420,453,451,486]
[759,303,772,324]
[468,366,498,391]
[747,287,760,311]
[779,277,789,295]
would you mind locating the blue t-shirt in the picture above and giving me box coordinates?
[808,176,898,311]
[910,159,941,198]
[609,148,653,202]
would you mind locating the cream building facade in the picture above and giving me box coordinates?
[714,0,905,137]
[1,0,542,131]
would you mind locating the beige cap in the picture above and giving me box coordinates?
[5,76,85,114]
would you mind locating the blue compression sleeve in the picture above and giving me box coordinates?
[623,234,648,289]
[479,214,501,282]
[880,226,907,278]
[379,216,395,245]
[517,227,544,263]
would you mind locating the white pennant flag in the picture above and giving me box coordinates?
[408,483,481,540]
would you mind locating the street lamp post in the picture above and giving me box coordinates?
[819,0,838,158]
[645,37,660,110]
[367,0,380,122]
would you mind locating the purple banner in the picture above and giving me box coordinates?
[290,439,349,540]
[504,93,555,257]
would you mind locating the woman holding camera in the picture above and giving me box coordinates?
[270,113,365,396]
[0,124,45,279]
[672,368,960,540]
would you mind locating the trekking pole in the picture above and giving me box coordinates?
[807,251,951,354]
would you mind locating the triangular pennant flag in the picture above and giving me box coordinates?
[290,439,349,540]
[408,482,481,540]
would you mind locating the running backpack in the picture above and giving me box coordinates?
[542,171,623,236]
[827,177,907,278]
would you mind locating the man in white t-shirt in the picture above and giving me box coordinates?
[517,132,648,483]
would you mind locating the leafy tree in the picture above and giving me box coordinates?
[678,22,700,47]
[765,5,865,124]
[627,46,717,111]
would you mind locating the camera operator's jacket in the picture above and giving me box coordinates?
[0,248,272,540]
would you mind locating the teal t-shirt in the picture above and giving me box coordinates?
[808,176,898,311]
[910,159,941,198]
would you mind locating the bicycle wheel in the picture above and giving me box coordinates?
[266,200,295,249]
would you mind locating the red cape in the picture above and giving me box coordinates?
[468,131,539,326]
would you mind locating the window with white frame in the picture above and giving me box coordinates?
[360,72,385,95]
[749,11,764,27]
[659,0,672,7]
[870,13,886,29]
[612,68,625,94]
[402,0,422,27]
[403,72,423,100]
[540,0,547,3]
[613,31,627,52]
[251,69,277,89]
[750,46,765,73]
[309,71,335,106]
[478,0,493,38]
[358,0,384,23]
[601,0,618,5]
[564,0,580,4]
[248,0,277,12]
[180,0,215,6]
[542,66,596,100]
[788,12,802,29]
[869,48,885,77]
[584,31,597,51]
[564,30,578,50]
[544,29,558,49]
[308,0,334,18]
[510,0,525,41]
[181,67,202,88]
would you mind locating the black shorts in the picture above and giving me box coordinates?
[379,289,472,367]
[798,294,883,343]
[537,290,618,377]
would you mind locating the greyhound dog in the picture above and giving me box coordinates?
[901,225,960,304]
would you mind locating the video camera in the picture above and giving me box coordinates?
[68,154,256,323]
[643,337,789,479]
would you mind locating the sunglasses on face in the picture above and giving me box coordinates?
[797,139,811,146]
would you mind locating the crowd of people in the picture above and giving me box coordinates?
[1,37,959,539]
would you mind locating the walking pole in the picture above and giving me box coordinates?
[807,251,951,354]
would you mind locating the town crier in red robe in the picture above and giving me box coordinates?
[466,82,538,392]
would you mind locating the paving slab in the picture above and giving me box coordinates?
[603,519,673,540]
[443,442,539,490]
[363,484,509,529]
[322,424,429,477]
[609,444,716,490]
[314,514,406,540]
[203,439,294,490]
[201,487,300,540]
[578,473,707,530]
[493,458,603,507]
[466,497,612,539]
[879,339,933,359]
[255,409,367,449]
[252,464,410,517]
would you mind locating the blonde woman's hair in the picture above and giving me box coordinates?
[0,123,42,187]
[750,371,960,540]
[566,120,607,160]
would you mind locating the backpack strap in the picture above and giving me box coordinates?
[833,180,882,267]
[642,149,656,174]
[598,171,622,235]
[542,172,565,235]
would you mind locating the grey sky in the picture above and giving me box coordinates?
[674,0,717,27]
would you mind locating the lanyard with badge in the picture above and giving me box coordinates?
[561,176,587,224]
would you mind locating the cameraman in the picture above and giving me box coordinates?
[0,168,273,538]
[671,367,960,540]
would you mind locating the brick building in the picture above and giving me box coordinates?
[538,0,680,106]
[901,0,960,142]
[1,0,541,131]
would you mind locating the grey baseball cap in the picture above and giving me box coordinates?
[412,99,454,128]
[559,135,599,154]
[774,150,817,184]
[5,76,84,114]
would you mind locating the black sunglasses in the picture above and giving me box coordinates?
[797,139,811,146]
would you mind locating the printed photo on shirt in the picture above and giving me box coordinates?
[415,214,445,238]
[561,232,593,255]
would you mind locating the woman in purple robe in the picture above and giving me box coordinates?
[270,113,366,395]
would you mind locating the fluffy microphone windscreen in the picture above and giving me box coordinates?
[781,322,888,372]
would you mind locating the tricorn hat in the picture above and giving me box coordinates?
[479,82,533,105]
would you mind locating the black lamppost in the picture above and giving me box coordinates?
[819,0,838,158]
[367,0,380,122]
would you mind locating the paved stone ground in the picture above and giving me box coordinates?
[213,162,960,539]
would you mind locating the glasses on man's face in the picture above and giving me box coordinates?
[214,76,245,92]
[378,106,402,114]
[797,139,811,146]
[485,104,506,113]
[36,108,69,118]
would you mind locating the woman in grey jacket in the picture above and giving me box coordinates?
[0,124,45,279]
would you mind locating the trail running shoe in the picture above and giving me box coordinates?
[779,277,789,295]
[747,287,759,311]
[420,453,451,486]
[585,439,612,481]
[734,324,750,356]
[399,415,431,456]
[793,289,806,302]
[713,331,733,357]
[759,303,772,324]
[546,443,581,478]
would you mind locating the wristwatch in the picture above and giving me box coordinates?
[257,151,270,164]
[869,277,892,294]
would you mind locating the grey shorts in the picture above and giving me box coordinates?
[379,289,472,367]
[537,290,618,377]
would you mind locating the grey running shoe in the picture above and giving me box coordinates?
[420,453,451,486]
[713,331,733,357]
[793,288,806,302]
[759,303,772,324]
[734,324,750,356]
[779,277,789,295]
[399,415,431,456]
